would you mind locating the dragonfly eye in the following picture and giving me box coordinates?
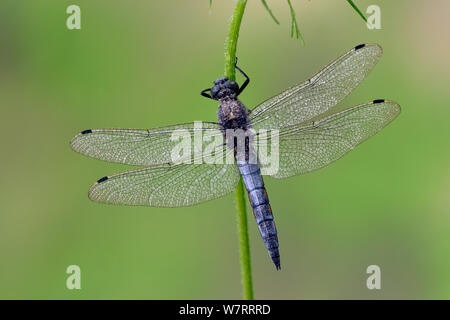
[224,80,239,92]
[211,85,221,99]
[211,82,238,100]
[214,77,228,85]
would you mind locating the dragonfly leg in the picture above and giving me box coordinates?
[235,58,250,95]
[200,88,214,100]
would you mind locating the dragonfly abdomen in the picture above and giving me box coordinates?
[237,162,281,270]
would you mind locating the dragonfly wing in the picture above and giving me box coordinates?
[257,100,400,178]
[88,147,240,207]
[70,122,224,166]
[250,44,383,131]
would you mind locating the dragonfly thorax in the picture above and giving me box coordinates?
[217,96,250,130]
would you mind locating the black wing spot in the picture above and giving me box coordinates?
[373,99,385,104]
[97,176,108,183]
[355,44,366,50]
[81,129,92,134]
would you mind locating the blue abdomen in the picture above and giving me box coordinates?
[237,161,280,270]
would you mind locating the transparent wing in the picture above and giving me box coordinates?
[257,100,400,179]
[88,148,240,207]
[250,44,383,131]
[70,122,224,166]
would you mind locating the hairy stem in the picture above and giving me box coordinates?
[224,0,254,300]
[224,0,247,82]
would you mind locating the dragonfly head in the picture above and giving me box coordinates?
[210,77,239,100]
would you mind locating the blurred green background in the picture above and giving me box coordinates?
[0,0,449,299]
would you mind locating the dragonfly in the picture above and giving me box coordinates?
[70,44,400,270]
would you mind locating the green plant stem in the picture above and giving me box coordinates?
[224,0,247,83]
[287,0,305,46]
[235,177,253,300]
[346,0,367,22]
[261,0,280,25]
[224,0,254,301]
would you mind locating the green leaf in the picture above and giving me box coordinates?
[287,0,305,46]
[346,0,367,23]
[260,0,280,25]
